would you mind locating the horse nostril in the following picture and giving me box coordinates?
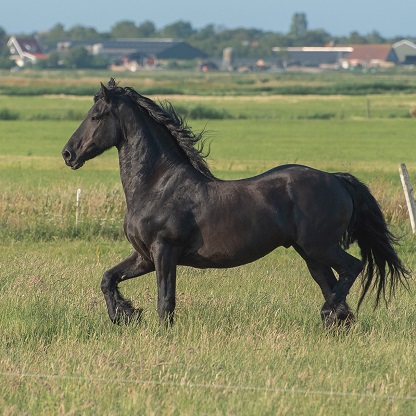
[62,149,73,161]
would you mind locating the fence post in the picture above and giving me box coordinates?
[399,163,416,234]
[75,188,82,232]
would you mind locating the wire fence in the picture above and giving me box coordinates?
[1,371,415,401]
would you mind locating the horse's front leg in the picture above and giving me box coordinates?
[152,243,178,327]
[101,251,154,324]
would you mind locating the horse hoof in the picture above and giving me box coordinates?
[335,302,355,322]
[321,302,355,330]
[113,307,143,325]
[321,310,338,329]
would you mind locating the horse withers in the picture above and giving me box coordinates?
[62,79,410,328]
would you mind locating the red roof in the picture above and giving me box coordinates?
[31,52,48,60]
[346,44,393,61]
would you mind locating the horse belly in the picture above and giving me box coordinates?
[182,207,291,268]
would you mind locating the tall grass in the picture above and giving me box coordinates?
[0,184,125,241]
[0,107,19,120]
[0,241,415,414]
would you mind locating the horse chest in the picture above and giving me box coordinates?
[124,207,193,252]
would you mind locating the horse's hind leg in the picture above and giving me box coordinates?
[101,251,155,324]
[294,244,337,298]
[295,244,359,327]
[324,247,363,324]
[294,244,352,326]
[315,246,362,328]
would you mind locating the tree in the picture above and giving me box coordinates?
[36,50,61,69]
[137,21,156,37]
[68,25,102,41]
[160,21,195,38]
[347,31,368,44]
[289,13,308,38]
[366,30,385,44]
[188,25,220,56]
[62,45,93,68]
[37,23,66,49]
[301,29,332,46]
[61,46,109,68]
[111,21,140,38]
[0,43,13,69]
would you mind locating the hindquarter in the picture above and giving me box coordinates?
[288,169,354,253]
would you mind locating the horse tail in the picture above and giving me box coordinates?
[334,173,411,310]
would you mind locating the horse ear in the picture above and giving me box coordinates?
[100,82,110,103]
[108,77,117,89]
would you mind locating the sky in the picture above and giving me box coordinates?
[2,0,415,38]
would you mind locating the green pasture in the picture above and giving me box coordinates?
[2,89,416,120]
[2,67,416,96]
[1,78,416,414]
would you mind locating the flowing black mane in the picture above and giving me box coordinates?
[96,79,214,179]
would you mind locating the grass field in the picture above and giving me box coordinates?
[1,71,415,415]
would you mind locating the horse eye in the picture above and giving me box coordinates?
[92,111,109,121]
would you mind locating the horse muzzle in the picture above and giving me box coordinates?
[62,148,84,170]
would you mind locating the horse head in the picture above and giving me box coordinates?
[62,81,122,169]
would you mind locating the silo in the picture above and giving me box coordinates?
[222,47,233,71]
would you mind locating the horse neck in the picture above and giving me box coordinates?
[116,109,196,205]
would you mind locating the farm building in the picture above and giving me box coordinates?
[272,43,415,69]
[7,36,48,67]
[272,46,352,69]
[57,38,207,70]
[339,44,398,69]
[392,39,416,65]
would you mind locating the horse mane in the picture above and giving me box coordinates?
[98,78,214,179]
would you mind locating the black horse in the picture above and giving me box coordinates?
[62,79,409,328]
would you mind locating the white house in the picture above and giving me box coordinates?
[7,36,48,67]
